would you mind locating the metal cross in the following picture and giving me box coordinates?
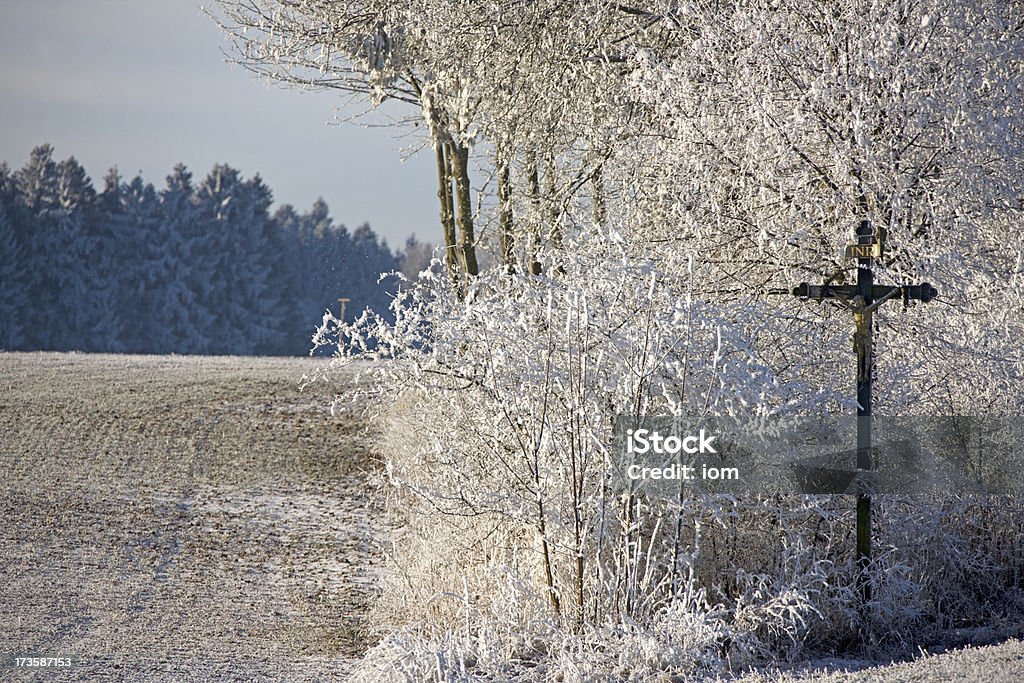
[791,219,938,603]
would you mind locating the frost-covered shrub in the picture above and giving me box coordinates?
[318,238,802,675]
[318,230,1024,680]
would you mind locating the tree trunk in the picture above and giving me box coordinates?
[435,139,459,288]
[497,149,515,273]
[447,139,479,278]
[545,152,562,248]
[591,161,606,227]
[536,495,562,618]
[526,151,542,276]
[545,153,566,275]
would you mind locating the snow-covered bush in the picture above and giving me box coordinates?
[313,230,1024,680]
[318,235,816,675]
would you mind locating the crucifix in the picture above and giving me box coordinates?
[791,219,938,603]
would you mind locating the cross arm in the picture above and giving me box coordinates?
[792,282,938,304]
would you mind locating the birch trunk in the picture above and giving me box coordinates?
[497,150,515,273]
[526,151,542,276]
[448,139,479,278]
[435,140,459,288]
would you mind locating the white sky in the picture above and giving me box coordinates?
[0,1,438,249]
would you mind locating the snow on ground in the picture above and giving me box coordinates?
[0,352,380,681]
[731,639,1024,682]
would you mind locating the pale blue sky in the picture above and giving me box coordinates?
[0,1,437,249]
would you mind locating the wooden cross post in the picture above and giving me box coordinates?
[791,221,937,603]
[337,297,350,322]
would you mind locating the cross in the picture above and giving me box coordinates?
[791,219,938,604]
[337,297,351,322]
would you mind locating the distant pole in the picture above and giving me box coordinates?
[337,297,350,322]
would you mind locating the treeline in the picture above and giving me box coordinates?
[0,145,414,355]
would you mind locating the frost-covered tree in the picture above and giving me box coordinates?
[53,157,100,349]
[270,202,311,353]
[95,171,163,352]
[347,223,399,318]
[234,172,290,354]
[13,145,63,349]
[0,163,27,349]
[209,0,528,284]
[193,164,278,352]
[282,198,351,350]
[617,0,1024,415]
[153,164,217,354]
[399,234,435,281]
[275,1,1024,677]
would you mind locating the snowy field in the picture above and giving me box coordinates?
[0,352,380,681]
[731,640,1024,683]
[1,352,1022,682]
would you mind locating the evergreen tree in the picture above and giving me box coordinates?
[307,200,343,325]
[194,164,285,354]
[349,222,399,323]
[0,164,27,349]
[237,173,288,354]
[0,206,25,348]
[97,172,161,352]
[194,164,243,351]
[270,203,311,354]
[51,156,98,350]
[157,164,215,354]
[400,234,437,282]
[14,145,61,349]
